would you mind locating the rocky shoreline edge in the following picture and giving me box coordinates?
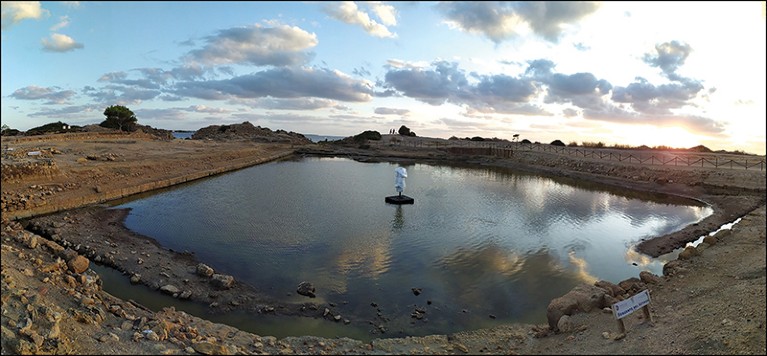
[2,141,765,354]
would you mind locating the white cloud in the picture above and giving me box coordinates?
[366,1,397,26]
[1,1,47,30]
[41,33,83,52]
[186,24,318,67]
[324,1,396,38]
[50,15,69,31]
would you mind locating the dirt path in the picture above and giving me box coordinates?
[2,133,765,354]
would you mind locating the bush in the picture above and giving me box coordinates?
[353,130,382,142]
[398,125,411,136]
[550,139,566,146]
[25,121,75,135]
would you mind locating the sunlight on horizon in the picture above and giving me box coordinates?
[611,125,703,150]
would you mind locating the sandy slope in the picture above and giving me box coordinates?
[1,133,764,354]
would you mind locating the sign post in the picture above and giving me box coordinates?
[611,289,653,334]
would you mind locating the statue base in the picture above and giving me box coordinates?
[385,195,414,205]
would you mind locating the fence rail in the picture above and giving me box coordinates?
[373,139,766,171]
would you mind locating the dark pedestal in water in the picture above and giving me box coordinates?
[385,195,414,204]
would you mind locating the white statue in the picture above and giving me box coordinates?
[394,167,407,196]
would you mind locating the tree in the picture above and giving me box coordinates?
[398,125,411,136]
[100,105,137,132]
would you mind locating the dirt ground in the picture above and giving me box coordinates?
[1,132,765,355]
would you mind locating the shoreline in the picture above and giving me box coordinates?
[2,135,765,354]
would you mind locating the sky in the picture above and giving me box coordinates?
[2,1,765,155]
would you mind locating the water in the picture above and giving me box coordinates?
[172,131,194,139]
[107,157,711,339]
[303,134,346,142]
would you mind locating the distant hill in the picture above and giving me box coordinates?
[192,121,312,145]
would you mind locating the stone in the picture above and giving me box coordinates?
[296,281,316,298]
[547,284,609,331]
[66,255,89,274]
[196,263,215,277]
[160,285,181,295]
[210,274,234,290]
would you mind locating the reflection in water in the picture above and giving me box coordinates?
[391,205,404,230]
[110,157,711,339]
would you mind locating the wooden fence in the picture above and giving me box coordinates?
[374,138,766,171]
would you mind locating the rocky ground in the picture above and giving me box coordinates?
[1,132,765,354]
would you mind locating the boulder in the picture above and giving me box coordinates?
[196,263,214,277]
[211,274,234,290]
[296,281,316,298]
[547,284,609,331]
[66,255,89,274]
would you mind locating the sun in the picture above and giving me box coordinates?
[621,125,702,149]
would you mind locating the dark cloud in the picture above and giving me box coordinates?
[10,86,76,104]
[185,24,317,67]
[85,84,161,105]
[611,77,703,115]
[383,61,470,105]
[173,67,373,102]
[436,1,599,43]
[353,66,372,77]
[382,60,543,114]
[643,41,692,80]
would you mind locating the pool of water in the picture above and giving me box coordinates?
[106,157,711,339]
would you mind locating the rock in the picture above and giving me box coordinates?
[297,281,316,298]
[160,285,180,295]
[663,260,686,276]
[196,263,215,277]
[547,284,609,331]
[130,273,141,284]
[66,255,89,274]
[639,271,662,285]
[594,280,625,297]
[702,235,718,246]
[411,288,422,296]
[678,245,699,260]
[211,274,234,290]
[557,315,574,332]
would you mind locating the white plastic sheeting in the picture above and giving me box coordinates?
[395,167,407,193]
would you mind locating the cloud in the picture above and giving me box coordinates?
[10,85,76,104]
[248,98,340,110]
[643,40,692,81]
[1,1,47,30]
[28,104,100,120]
[368,1,397,26]
[85,84,161,105]
[173,67,374,102]
[323,1,397,38]
[611,77,704,115]
[437,1,599,43]
[383,61,470,105]
[374,107,410,116]
[382,60,542,114]
[50,15,69,31]
[41,33,84,52]
[185,24,317,67]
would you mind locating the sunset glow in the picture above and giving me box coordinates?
[2,1,765,154]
